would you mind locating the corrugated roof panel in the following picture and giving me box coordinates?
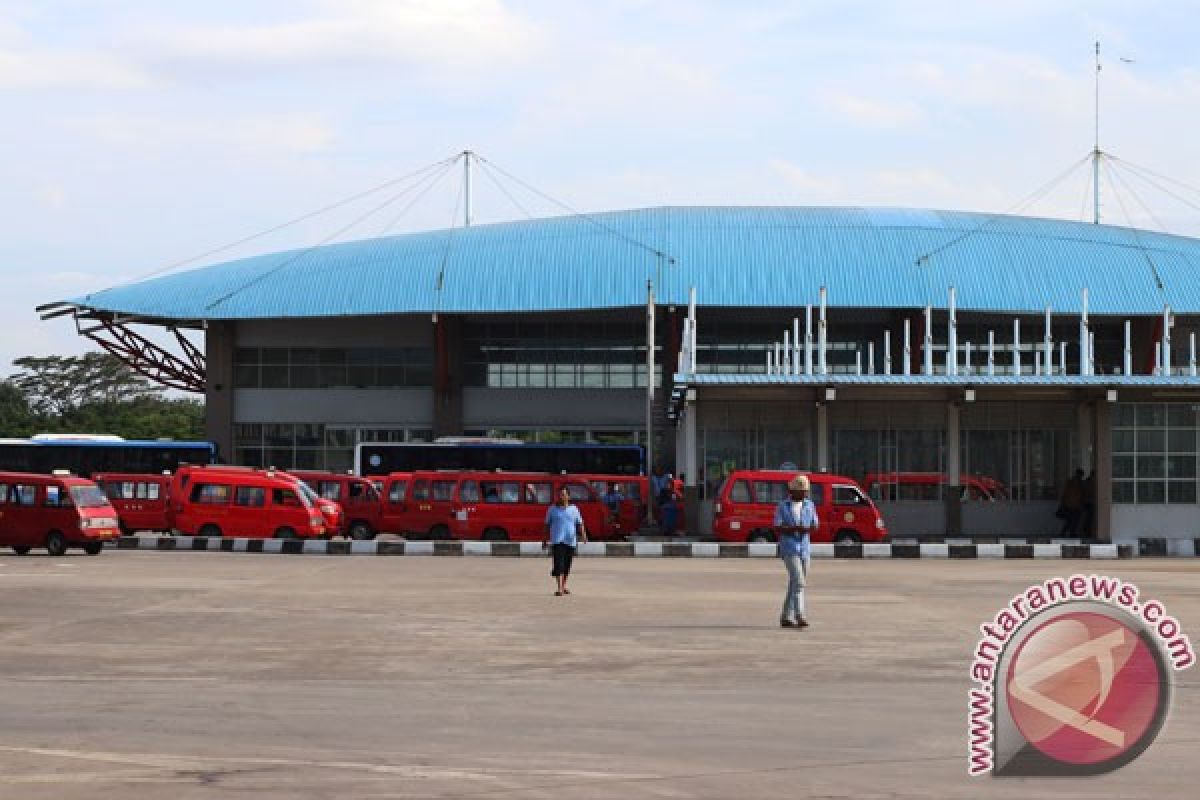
[63,207,1200,320]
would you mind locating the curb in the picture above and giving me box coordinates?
[114,537,1135,559]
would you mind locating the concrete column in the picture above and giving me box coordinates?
[682,390,699,534]
[1095,401,1113,542]
[432,315,464,437]
[1077,402,1095,472]
[945,401,961,536]
[816,401,830,472]
[204,321,235,463]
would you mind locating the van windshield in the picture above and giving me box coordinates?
[69,485,110,508]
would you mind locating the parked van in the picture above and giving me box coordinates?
[170,466,326,539]
[93,472,172,533]
[711,469,888,544]
[168,465,339,536]
[0,470,121,555]
[862,472,1009,502]
[580,474,648,537]
[291,470,383,540]
[377,472,412,535]
[449,472,607,541]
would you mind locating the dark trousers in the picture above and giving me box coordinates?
[551,543,576,577]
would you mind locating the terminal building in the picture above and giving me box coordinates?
[41,207,1200,548]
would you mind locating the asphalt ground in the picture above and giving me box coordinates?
[1,553,1198,799]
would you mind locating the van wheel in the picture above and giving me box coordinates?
[12,546,31,556]
[274,527,297,539]
[749,531,775,544]
[834,530,862,546]
[429,524,450,540]
[348,521,375,541]
[119,523,132,537]
[198,524,222,538]
[45,530,67,557]
[482,528,509,542]
[83,543,104,556]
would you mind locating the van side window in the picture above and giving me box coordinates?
[730,480,752,503]
[318,481,341,501]
[833,485,867,506]
[348,482,365,499]
[388,481,408,503]
[431,481,456,502]
[192,484,231,504]
[625,482,643,502]
[146,482,161,500]
[482,481,519,504]
[13,484,37,506]
[119,481,136,499]
[0,483,8,504]
[411,480,429,502]
[235,486,266,507]
[529,483,554,504]
[565,483,590,503]
[44,485,64,507]
[753,481,788,504]
[272,488,301,507]
[459,481,481,503]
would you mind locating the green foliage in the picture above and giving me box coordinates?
[2,353,205,439]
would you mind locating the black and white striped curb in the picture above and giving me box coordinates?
[115,537,1134,559]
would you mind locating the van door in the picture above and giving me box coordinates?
[454,479,481,538]
[563,481,605,539]
[381,478,409,533]
[830,483,872,542]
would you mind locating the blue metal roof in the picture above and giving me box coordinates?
[61,207,1200,320]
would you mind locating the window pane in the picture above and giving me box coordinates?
[1168,429,1195,452]
[1137,455,1165,479]
[1168,481,1197,503]
[261,365,288,388]
[1136,430,1165,452]
[1136,404,1166,427]
[1112,455,1135,479]
[1112,480,1135,503]
[1168,455,1196,478]
[1167,404,1197,427]
[1112,430,1135,452]
[1137,481,1165,503]
[291,365,318,388]
[234,365,259,388]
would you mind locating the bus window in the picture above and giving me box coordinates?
[411,480,430,502]
[44,485,65,507]
[431,480,456,502]
[564,483,591,504]
[460,480,481,503]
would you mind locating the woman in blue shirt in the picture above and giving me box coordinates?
[543,487,588,596]
[774,474,817,628]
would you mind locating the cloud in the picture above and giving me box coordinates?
[136,0,539,70]
[71,113,336,157]
[0,43,155,90]
[768,159,842,195]
[819,90,923,129]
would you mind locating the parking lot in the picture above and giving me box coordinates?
[1,552,1198,799]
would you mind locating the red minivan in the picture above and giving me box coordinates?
[0,470,121,555]
[447,472,608,542]
[171,467,326,539]
[377,472,412,535]
[711,469,888,545]
[580,474,648,537]
[168,465,339,536]
[291,470,384,540]
[93,472,172,534]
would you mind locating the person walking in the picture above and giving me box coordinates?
[543,486,588,596]
[774,474,817,629]
[1058,469,1086,536]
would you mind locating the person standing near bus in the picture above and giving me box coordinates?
[544,486,588,596]
[774,474,817,628]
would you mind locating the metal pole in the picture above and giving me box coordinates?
[645,279,655,521]
[818,288,828,375]
[947,286,958,376]
[1163,305,1172,375]
[1080,288,1090,376]
[792,318,800,375]
[987,330,995,376]
[463,150,473,227]
[1191,332,1197,377]
[884,330,892,375]
[1059,341,1067,376]
[1013,318,1022,375]
[783,330,791,374]
[903,319,911,376]
[804,304,813,375]
[1043,307,1053,376]
[1124,319,1132,375]
[1094,41,1102,225]
[868,341,875,375]
[923,305,933,375]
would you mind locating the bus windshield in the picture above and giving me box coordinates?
[69,485,111,508]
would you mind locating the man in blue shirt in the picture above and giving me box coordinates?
[773,474,817,628]
[544,487,588,596]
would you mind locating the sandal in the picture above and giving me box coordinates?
[562,588,571,595]
[554,590,563,596]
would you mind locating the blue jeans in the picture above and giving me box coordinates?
[781,554,809,622]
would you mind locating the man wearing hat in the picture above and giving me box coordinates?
[774,474,818,628]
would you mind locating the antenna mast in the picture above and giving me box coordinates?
[1093,41,1101,224]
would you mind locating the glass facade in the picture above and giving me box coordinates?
[235,424,433,472]
[234,347,434,389]
[1113,403,1199,504]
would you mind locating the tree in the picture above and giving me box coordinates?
[11,353,162,416]
[0,380,36,436]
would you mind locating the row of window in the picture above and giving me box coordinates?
[190,483,304,508]
[234,347,434,389]
[1112,403,1200,504]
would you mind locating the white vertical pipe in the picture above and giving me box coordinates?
[855,349,862,375]
[1089,331,1096,375]
[681,318,691,373]
[1059,341,1067,376]
[1163,305,1172,375]
[1080,288,1090,376]
[804,304,813,376]
[903,319,911,376]
[964,341,972,374]
[884,330,892,375]
[923,305,933,375]
[774,341,782,375]
[1191,332,1197,377]
[792,318,800,376]
[688,286,698,371]
[783,330,791,375]
[1013,318,1022,375]
[1043,307,1053,376]
[867,342,875,375]
[1124,319,1132,376]
[947,286,958,377]
[818,288,828,375]
[767,349,774,375]
[987,330,995,376]
[1154,342,1162,376]
[1035,351,1042,375]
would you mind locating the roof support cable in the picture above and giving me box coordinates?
[473,153,675,265]
[433,165,468,315]
[204,167,460,312]
[1109,156,1200,219]
[1108,155,1200,202]
[914,152,1092,266]
[96,154,459,296]
[1107,160,1174,236]
[1078,158,1095,223]
[1102,158,1167,295]
[376,158,459,237]
[477,158,535,220]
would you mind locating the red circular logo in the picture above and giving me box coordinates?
[1006,611,1164,766]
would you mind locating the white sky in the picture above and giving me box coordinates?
[3,0,1200,374]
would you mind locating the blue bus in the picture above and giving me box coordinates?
[0,435,217,477]
[355,439,644,476]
